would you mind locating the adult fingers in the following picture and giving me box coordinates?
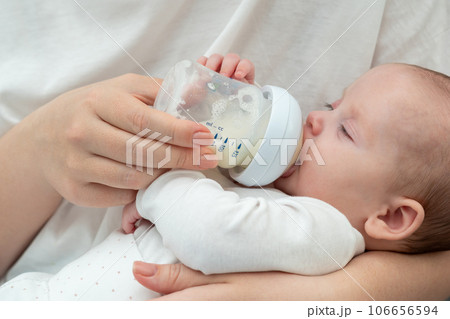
[133,262,284,301]
[62,182,137,207]
[118,142,218,170]
[91,89,213,148]
[133,262,226,296]
[82,119,216,169]
[106,73,163,105]
[133,262,324,301]
[76,156,168,190]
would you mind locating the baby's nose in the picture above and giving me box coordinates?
[306,111,324,136]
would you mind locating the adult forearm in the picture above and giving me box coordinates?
[0,111,62,276]
[134,250,450,300]
[330,250,450,300]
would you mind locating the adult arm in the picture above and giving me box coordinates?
[0,74,216,276]
[133,250,450,300]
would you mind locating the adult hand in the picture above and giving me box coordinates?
[132,250,450,300]
[27,74,216,207]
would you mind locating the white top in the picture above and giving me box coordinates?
[0,168,363,300]
[2,0,448,283]
[136,169,365,275]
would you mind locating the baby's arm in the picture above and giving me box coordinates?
[136,169,362,275]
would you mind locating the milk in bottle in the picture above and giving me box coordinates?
[153,60,302,186]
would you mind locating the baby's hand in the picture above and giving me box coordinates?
[122,200,142,234]
[197,53,255,84]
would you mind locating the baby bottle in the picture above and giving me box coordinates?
[154,60,302,186]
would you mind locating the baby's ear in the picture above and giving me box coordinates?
[364,197,425,241]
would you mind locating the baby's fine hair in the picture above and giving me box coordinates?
[393,65,450,254]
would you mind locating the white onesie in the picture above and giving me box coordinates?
[0,169,364,300]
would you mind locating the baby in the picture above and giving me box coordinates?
[2,56,449,300]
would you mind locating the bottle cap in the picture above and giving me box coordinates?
[229,85,302,186]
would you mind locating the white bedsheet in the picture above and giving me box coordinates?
[1,0,449,287]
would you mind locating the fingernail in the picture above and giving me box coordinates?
[133,261,157,277]
[235,71,244,78]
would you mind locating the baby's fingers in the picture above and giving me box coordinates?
[204,54,224,73]
[234,59,255,84]
[196,56,208,66]
[197,53,255,84]
[122,201,141,234]
[219,53,241,78]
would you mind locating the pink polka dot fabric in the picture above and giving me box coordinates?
[1,230,161,300]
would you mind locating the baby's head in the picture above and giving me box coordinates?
[275,63,450,253]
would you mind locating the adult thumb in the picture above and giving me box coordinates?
[132,261,221,295]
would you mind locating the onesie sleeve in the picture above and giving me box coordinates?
[136,169,365,275]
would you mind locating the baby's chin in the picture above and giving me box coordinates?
[273,178,287,193]
[273,168,300,195]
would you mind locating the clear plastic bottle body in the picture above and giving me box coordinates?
[154,60,272,168]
